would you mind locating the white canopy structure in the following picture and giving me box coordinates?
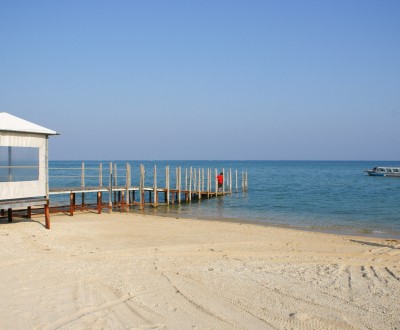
[0,112,57,135]
[0,113,58,228]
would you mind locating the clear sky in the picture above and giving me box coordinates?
[1,0,399,160]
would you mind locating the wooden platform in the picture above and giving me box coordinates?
[1,163,248,229]
[0,197,50,229]
[48,185,231,216]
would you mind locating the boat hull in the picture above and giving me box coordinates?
[365,167,400,177]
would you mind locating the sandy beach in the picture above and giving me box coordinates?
[0,212,399,330]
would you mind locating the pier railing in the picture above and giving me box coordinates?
[48,162,248,214]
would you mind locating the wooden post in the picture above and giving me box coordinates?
[235,170,238,193]
[99,163,103,187]
[45,137,50,211]
[166,165,170,205]
[222,168,225,194]
[97,191,102,214]
[70,193,74,216]
[140,164,145,210]
[178,166,181,204]
[44,202,50,229]
[113,164,117,205]
[175,168,178,190]
[125,163,130,211]
[193,168,197,197]
[153,165,158,207]
[121,190,125,212]
[242,171,244,192]
[185,168,188,191]
[202,168,205,192]
[189,167,192,201]
[27,206,32,219]
[81,162,85,187]
[209,168,212,198]
[207,168,210,198]
[215,168,218,194]
[8,208,12,222]
[109,162,113,213]
[198,168,201,200]
[81,161,85,208]
[230,168,232,193]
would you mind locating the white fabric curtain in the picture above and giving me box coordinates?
[0,131,47,200]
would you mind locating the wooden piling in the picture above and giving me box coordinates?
[189,167,192,201]
[166,165,170,205]
[153,165,158,207]
[222,168,225,194]
[99,163,103,187]
[198,168,201,200]
[113,163,117,205]
[236,170,238,193]
[81,162,85,187]
[185,168,188,190]
[215,168,218,194]
[207,168,210,198]
[202,168,205,192]
[230,168,232,193]
[126,163,130,211]
[97,191,102,214]
[70,192,74,216]
[178,166,182,204]
[140,164,145,210]
[193,168,197,197]
[121,190,125,212]
[109,162,113,213]
[81,161,85,209]
[44,202,50,229]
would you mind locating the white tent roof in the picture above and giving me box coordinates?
[0,112,58,135]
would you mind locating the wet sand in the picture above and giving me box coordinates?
[0,212,399,329]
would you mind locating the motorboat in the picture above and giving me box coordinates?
[365,166,400,177]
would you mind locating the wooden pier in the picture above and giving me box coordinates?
[48,162,248,216]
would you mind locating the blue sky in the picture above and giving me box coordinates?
[1,0,399,160]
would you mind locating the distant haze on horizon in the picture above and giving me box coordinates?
[1,1,399,161]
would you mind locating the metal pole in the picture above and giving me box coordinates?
[8,146,12,182]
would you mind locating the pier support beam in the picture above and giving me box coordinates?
[97,192,102,214]
[69,193,75,216]
[44,202,50,229]
[8,208,12,222]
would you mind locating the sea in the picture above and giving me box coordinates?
[49,160,400,239]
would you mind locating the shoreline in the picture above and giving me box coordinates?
[4,205,400,240]
[125,208,400,240]
[1,212,399,329]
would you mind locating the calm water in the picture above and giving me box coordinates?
[49,160,400,238]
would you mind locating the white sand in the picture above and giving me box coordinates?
[0,212,399,329]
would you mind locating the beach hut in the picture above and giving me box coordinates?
[0,112,58,229]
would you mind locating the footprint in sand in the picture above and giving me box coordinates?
[289,312,311,321]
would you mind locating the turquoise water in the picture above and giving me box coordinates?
[49,161,400,238]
